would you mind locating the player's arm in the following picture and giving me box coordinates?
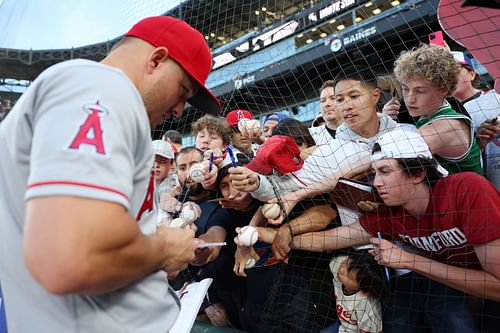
[291,221,371,252]
[24,196,198,295]
[273,204,336,260]
[371,237,500,302]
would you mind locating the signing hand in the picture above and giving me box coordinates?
[157,225,199,275]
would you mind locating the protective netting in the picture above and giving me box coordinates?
[154,1,500,332]
[1,0,499,333]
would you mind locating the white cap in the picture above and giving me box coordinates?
[372,129,448,175]
[152,140,174,159]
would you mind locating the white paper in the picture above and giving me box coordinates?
[169,278,213,333]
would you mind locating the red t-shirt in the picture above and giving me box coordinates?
[360,173,500,270]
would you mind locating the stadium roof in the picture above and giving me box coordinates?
[0,0,316,82]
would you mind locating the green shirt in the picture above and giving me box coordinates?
[416,101,483,175]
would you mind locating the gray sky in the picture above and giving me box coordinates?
[0,0,181,50]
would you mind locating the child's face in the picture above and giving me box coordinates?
[154,155,172,183]
[402,78,448,117]
[337,259,360,293]
[195,127,224,152]
[334,79,379,132]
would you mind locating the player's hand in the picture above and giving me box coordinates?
[233,242,260,277]
[156,225,198,274]
[369,237,415,270]
[477,119,499,150]
[381,98,401,120]
[229,167,259,192]
[272,224,292,261]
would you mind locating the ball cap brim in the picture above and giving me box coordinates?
[126,16,221,114]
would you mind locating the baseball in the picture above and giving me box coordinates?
[238,226,258,246]
[189,163,206,183]
[181,206,197,223]
[238,118,261,137]
[262,203,281,220]
[170,217,185,228]
[245,258,256,269]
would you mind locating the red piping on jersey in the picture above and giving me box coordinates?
[27,181,129,201]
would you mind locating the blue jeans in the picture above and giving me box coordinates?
[0,285,7,333]
[320,321,340,333]
[383,272,477,333]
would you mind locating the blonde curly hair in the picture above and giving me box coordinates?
[393,44,460,95]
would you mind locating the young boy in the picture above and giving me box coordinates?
[393,44,483,175]
[325,251,385,333]
[152,139,174,189]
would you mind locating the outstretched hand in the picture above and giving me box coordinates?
[369,237,415,270]
[233,241,260,277]
[229,166,260,192]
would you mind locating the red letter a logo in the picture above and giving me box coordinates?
[69,108,105,154]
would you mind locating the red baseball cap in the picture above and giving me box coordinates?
[226,109,253,126]
[126,16,221,114]
[246,135,303,175]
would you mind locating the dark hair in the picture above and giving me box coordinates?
[162,130,182,144]
[371,143,443,186]
[333,66,378,92]
[272,118,316,148]
[346,251,387,300]
[396,158,443,185]
[216,155,250,185]
[175,146,203,164]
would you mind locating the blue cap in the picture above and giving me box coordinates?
[265,111,289,123]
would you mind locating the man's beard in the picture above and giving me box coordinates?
[180,181,204,198]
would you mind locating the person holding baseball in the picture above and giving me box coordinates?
[0,16,220,332]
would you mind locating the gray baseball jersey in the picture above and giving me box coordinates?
[0,59,179,332]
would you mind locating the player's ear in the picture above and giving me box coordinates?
[148,47,169,72]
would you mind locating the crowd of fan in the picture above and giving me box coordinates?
[151,43,500,332]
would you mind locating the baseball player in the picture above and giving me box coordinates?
[0,16,220,332]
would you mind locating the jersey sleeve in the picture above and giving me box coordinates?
[454,173,500,246]
[25,63,150,211]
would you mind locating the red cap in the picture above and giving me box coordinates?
[226,109,253,126]
[247,135,303,175]
[126,16,221,114]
